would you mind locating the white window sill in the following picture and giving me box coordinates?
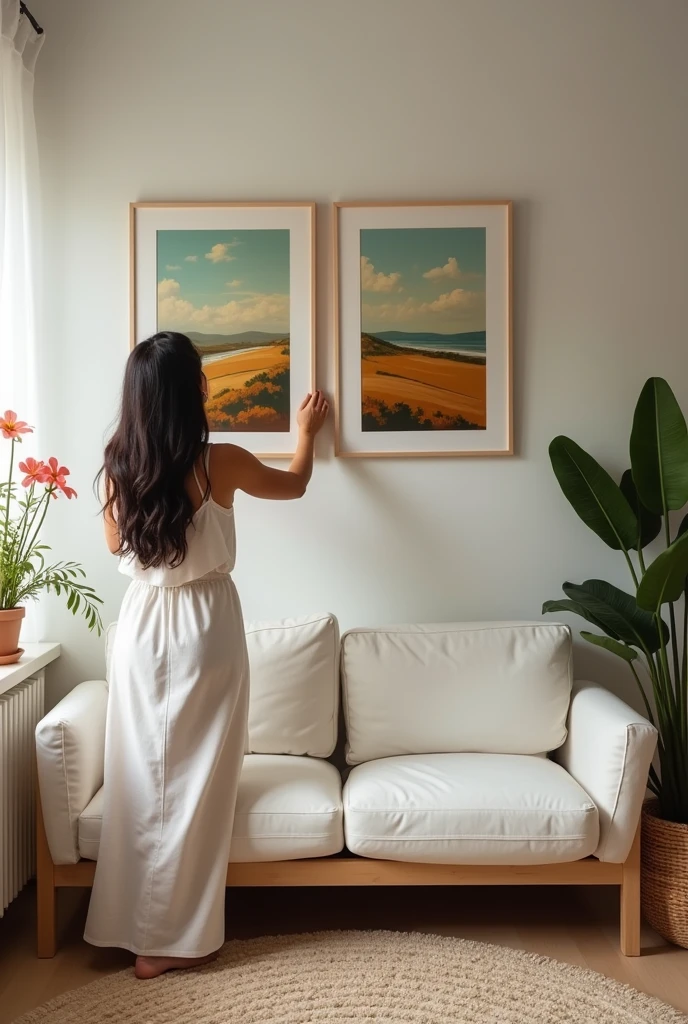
[0,643,61,696]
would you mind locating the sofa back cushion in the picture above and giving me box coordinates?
[246,613,339,757]
[105,614,339,758]
[341,622,572,765]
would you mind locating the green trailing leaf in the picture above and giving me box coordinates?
[542,598,621,638]
[549,436,638,550]
[562,579,667,652]
[620,469,662,548]
[630,377,688,514]
[580,631,638,662]
[637,530,688,611]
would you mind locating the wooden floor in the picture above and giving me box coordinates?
[2,883,688,1022]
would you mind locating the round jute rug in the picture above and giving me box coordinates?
[14,930,686,1023]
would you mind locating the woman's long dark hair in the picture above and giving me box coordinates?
[98,332,209,568]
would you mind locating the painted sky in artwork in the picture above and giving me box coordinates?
[361,227,486,335]
[157,229,289,336]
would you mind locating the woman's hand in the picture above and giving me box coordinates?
[297,391,329,436]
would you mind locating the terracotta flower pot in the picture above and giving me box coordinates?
[0,606,25,663]
[641,799,688,949]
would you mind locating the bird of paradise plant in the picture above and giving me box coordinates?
[544,379,688,824]
[0,410,102,635]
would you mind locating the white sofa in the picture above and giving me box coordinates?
[35,616,657,958]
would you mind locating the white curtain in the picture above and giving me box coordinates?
[0,0,44,416]
[0,0,44,640]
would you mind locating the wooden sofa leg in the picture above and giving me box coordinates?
[36,786,57,958]
[620,823,641,956]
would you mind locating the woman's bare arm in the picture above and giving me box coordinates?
[102,478,120,554]
[212,391,328,503]
[102,392,329,553]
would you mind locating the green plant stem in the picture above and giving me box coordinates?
[640,649,679,807]
[653,636,679,722]
[2,486,48,608]
[16,493,45,568]
[18,485,36,545]
[8,483,36,572]
[668,602,682,695]
[628,660,655,726]
[681,587,688,749]
[653,629,685,817]
[660,512,683,743]
[621,546,640,589]
[19,488,52,570]
[643,646,671,728]
[640,651,683,816]
[2,438,15,554]
[647,764,661,797]
[653,478,686,820]
[638,546,646,576]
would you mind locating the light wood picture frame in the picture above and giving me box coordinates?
[130,201,316,459]
[334,201,513,458]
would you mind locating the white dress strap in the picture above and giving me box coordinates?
[193,450,206,501]
[203,444,212,499]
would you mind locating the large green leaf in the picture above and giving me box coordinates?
[542,598,620,638]
[580,631,638,662]
[678,514,688,541]
[630,377,688,514]
[680,514,688,597]
[549,436,638,550]
[637,530,688,611]
[620,469,662,548]
[562,579,666,652]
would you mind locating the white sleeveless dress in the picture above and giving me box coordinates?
[84,445,249,956]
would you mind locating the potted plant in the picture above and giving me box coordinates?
[0,410,102,663]
[543,378,688,947]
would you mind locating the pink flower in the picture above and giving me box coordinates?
[0,410,32,440]
[43,456,77,499]
[18,457,49,487]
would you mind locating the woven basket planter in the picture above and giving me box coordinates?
[641,799,688,949]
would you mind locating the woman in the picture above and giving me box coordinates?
[85,331,328,979]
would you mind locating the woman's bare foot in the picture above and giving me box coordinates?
[134,951,219,979]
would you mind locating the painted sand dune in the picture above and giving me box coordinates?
[202,340,290,432]
[361,334,486,431]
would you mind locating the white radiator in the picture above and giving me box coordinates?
[0,673,44,916]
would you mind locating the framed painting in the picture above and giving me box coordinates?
[130,201,315,458]
[334,201,512,457]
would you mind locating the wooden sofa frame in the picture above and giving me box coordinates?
[35,790,642,958]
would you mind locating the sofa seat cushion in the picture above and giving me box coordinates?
[343,753,599,865]
[79,754,344,863]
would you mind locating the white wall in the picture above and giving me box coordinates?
[28,0,688,707]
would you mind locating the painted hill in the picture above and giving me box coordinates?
[361,333,404,357]
[361,333,485,365]
[188,330,290,347]
[376,330,486,346]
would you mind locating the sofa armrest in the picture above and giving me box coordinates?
[35,680,108,865]
[552,680,657,863]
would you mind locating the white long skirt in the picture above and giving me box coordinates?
[84,574,249,956]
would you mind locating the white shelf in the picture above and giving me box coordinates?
[0,642,61,696]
